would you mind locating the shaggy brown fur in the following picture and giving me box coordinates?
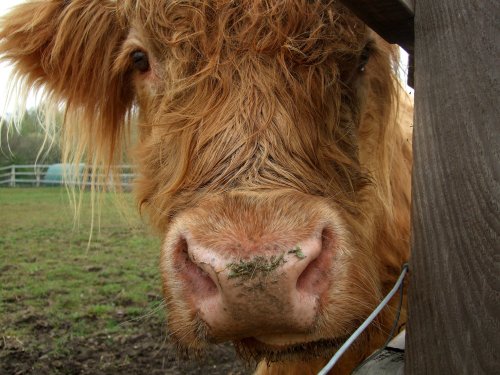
[0,1,412,374]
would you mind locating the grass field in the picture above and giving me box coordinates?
[0,188,248,374]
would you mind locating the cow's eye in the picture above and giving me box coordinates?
[131,50,150,73]
[358,43,373,73]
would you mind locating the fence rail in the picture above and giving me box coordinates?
[0,164,136,189]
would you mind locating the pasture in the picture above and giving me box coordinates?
[0,188,248,374]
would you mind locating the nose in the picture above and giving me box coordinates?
[172,229,333,341]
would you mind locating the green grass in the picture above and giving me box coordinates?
[0,187,163,350]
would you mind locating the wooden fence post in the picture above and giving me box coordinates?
[10,165,15,187]
[36,168,41,187]
[407,0,499,373]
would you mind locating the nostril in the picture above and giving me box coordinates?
[176,237,218,296]
[296,229,334,296]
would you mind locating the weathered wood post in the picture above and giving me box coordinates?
[35,167,41,187]
[407,0,499,374]
[10,165,15,187]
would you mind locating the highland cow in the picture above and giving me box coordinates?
[0,1,413,374]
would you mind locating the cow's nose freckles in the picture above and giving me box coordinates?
[171,229,334,341]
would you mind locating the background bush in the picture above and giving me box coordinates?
[0,109,62,166]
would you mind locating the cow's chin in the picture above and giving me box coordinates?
[232,336,348,363]
[170,319,347,363]
[172,335,346,364]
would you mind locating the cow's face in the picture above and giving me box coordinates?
[123,1,398,360]
[1,0,409,367]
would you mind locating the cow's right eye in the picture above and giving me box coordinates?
[131,50,150,73]
[358,43,373,73]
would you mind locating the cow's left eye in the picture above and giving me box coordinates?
[358,43,373,73]
[131,50,150,73]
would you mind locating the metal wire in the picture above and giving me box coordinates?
[317,263,409,375]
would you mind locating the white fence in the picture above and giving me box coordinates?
[0,164,136,189]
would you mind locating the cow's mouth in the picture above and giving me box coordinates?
[233,336,349,362]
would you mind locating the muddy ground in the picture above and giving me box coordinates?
[1,318,252,375]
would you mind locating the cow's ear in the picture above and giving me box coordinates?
[0,0,133,171]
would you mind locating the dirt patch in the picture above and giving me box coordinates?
[0,319,253,375]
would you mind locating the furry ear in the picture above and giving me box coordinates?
[0,0,133,175]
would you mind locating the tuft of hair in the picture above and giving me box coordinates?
[0,0,134,188]
[0,0,140,235]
